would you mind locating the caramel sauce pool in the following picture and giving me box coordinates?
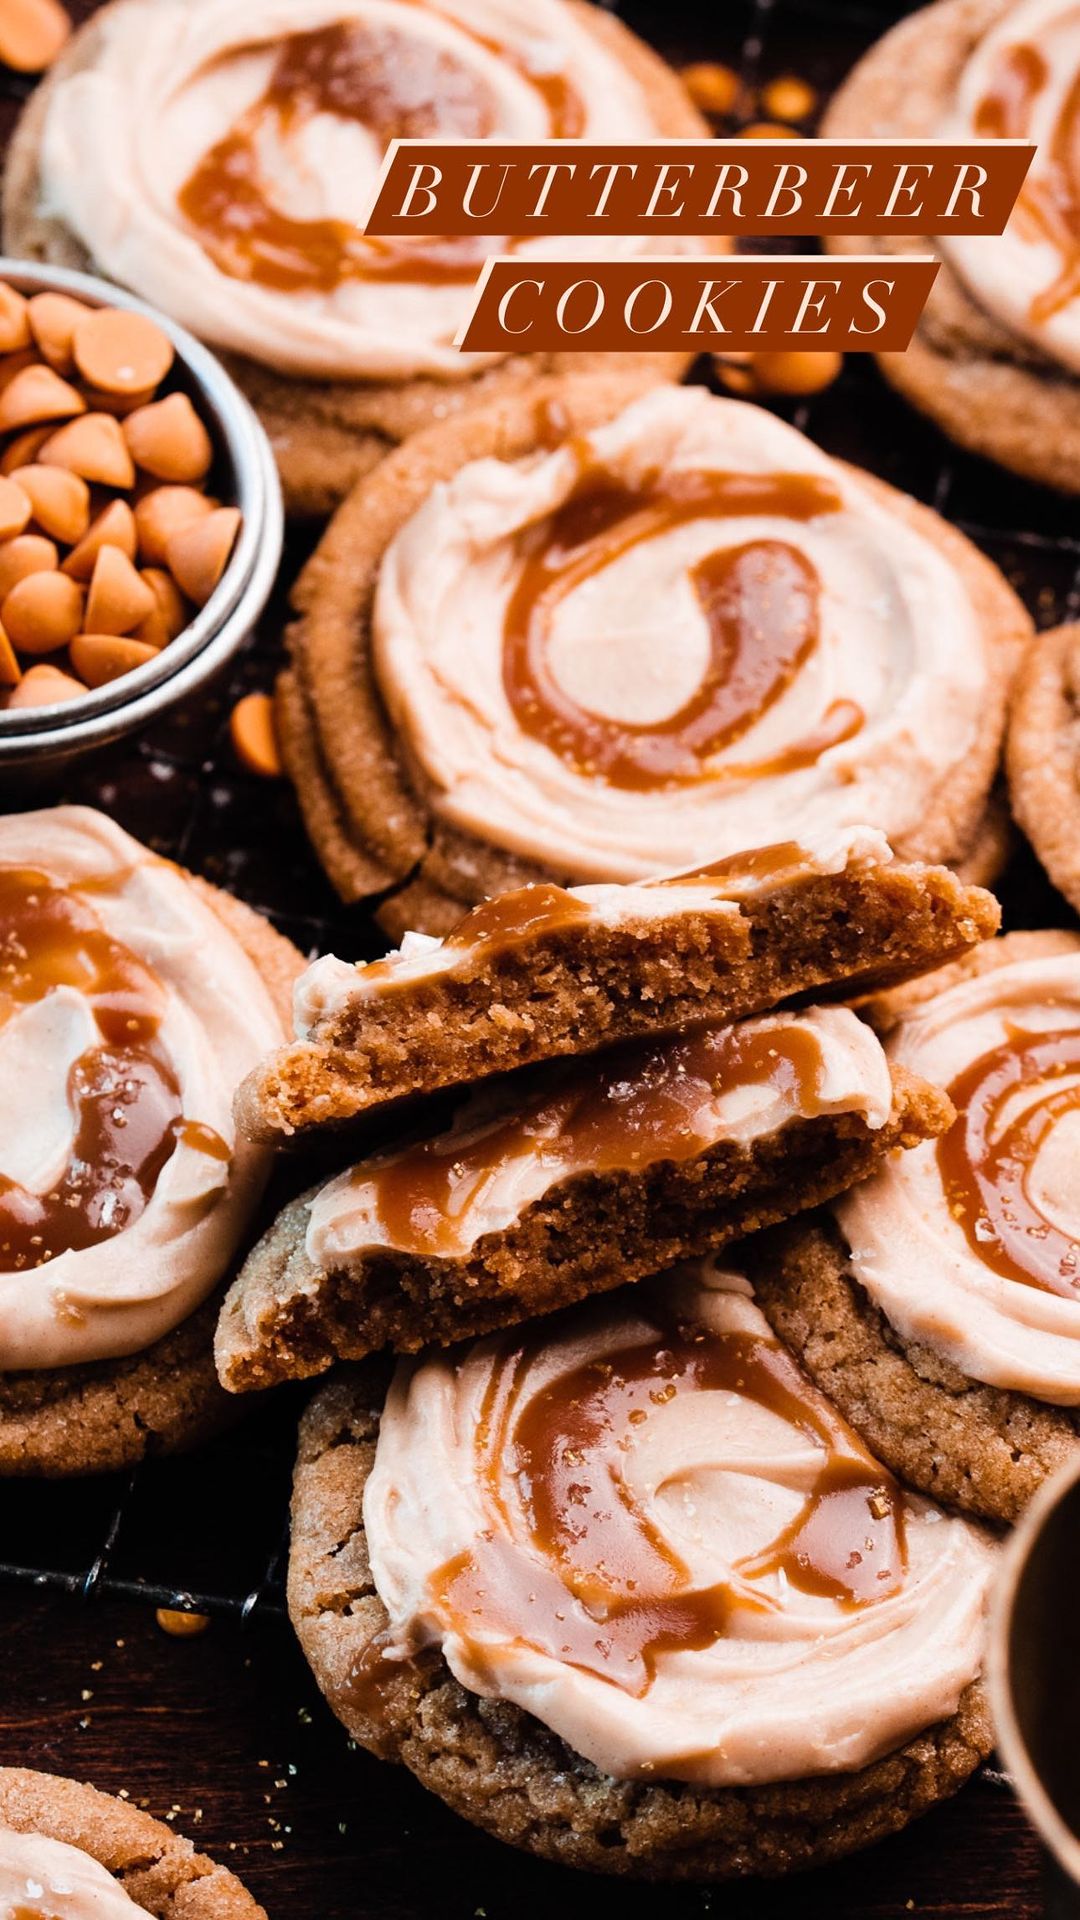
[502,461,863,790]
[0,868,228,1271]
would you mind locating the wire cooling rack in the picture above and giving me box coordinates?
[0,0,1076,1626]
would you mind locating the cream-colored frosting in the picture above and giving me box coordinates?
[941,0,1080,376]
[838,942,1080,1404]
[365,1262,995,1784]
[293,825,894,1034]
[0,806,284,1371]
[36,0,675,381]
[305,1002,892,1268]
[0,1831,151,1919]
[373,386,989,881]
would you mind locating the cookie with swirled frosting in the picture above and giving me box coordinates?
[0,1769,264,1918]
[277,376,1029,934]
[287,1261,995,1877]
[0,805,299,1475]
[2,0,711,517]
[750,930,1080,1524]
[822,0,1080,492]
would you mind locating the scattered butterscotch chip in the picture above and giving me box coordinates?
[39,411,135,488]
[135,485,215,567]
[716,349,844,398]
[5,662,85,707]
[73,306,174,399]
[0,623,20,687]
[0,0,70,74]
[0,362,85,433]
[0,534,58,600]
[3,568,83,652]
[62,498,137,580]
[1,423,52,474]
[27,290,89,373]
[230,691,283,779]
[124,391,213,483]
[70,633,160,688]
[155,1608,210,1639]
[10,463,89,545]
[137,567,187,646]
[85,544,156,636]
[760,75,818,122]
[0,476,31,542]
[740,120,803,138]
[0,286,30,355]
[166,506,240,607]
[680,60,740,117]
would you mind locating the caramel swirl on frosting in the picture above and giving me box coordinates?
[36,0,678,380]
[942,0,1080,372]
[839,936,1080,1403]
[305,1002,892,1270]
[362,1264,994,1784]
[0,1829,151,1919]
[373,387,989,880]
[0,807,284,1372]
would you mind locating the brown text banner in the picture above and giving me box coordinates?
[455,255,940,354]
[369,139,1032,237]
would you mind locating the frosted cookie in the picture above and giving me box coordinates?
[822,0,1080,491]
[0,1768,264,1917]
[0,806,297,1474]
[288,1261,995,1878]
[238,827,999,1143]
[3,0,710,516]
[1007,622,1080,913]
[751,932,1080,1524]
[216,998,950,1390]
[278,376,1029,931]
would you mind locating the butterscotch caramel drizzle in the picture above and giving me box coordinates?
[502,459,863,791]
[368,1018,828,1257]
[0,867,228,1271]
[975,35,1080,321]
[428,1294,905,1695]
[937,1025,1080,1297]
[177,15,583,292]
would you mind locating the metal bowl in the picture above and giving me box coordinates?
[0,256,283,772]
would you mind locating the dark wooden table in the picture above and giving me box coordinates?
[0,0,1073,1912]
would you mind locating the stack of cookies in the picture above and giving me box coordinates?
[215,827,1008,1880]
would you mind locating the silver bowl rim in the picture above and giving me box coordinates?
[0,255,283,759]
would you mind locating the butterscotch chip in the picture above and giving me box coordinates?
[9,461,88,544]
[134,484,214,566]
[0,532,58,599]
[27,288,88,371]
[761,74,818,120]
[155,1607,211,1639]
[124,390,213,482]
[62,496,137,579]
[38,410,135,486]
[0,422,51,474]
[0,475,32,541]
[6,660,84,706]
[723,350,844,397]
[70,631,159,687]
[166,505,239,606]
[136,566,186,646]
[0,284,30,354]
[680,60,740,115]
[740,119,802,137]
[85,542,155,635]
[0,622,21,686]
[0,0,69,72]
[3,567,82,652]
[0,360,84,431]
[72,303,174,397]
[230,691,282,779]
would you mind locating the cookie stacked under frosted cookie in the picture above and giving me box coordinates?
[0,804,299,1475]
[277,378,1030,933]
[2,0,711,516]
[219,831,1002,1875]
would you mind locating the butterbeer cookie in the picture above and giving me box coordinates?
[0,1767,264,1917]
[751,932,1080,1524]
[0,805,297,1475]
[3,0,710,517]
[217,999,950,1390]
[1007,623,1080,913]
[823,0,1080,491]
[238,827,998,1143]
[278,377,1029,932]
[288,1261,995,1878]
